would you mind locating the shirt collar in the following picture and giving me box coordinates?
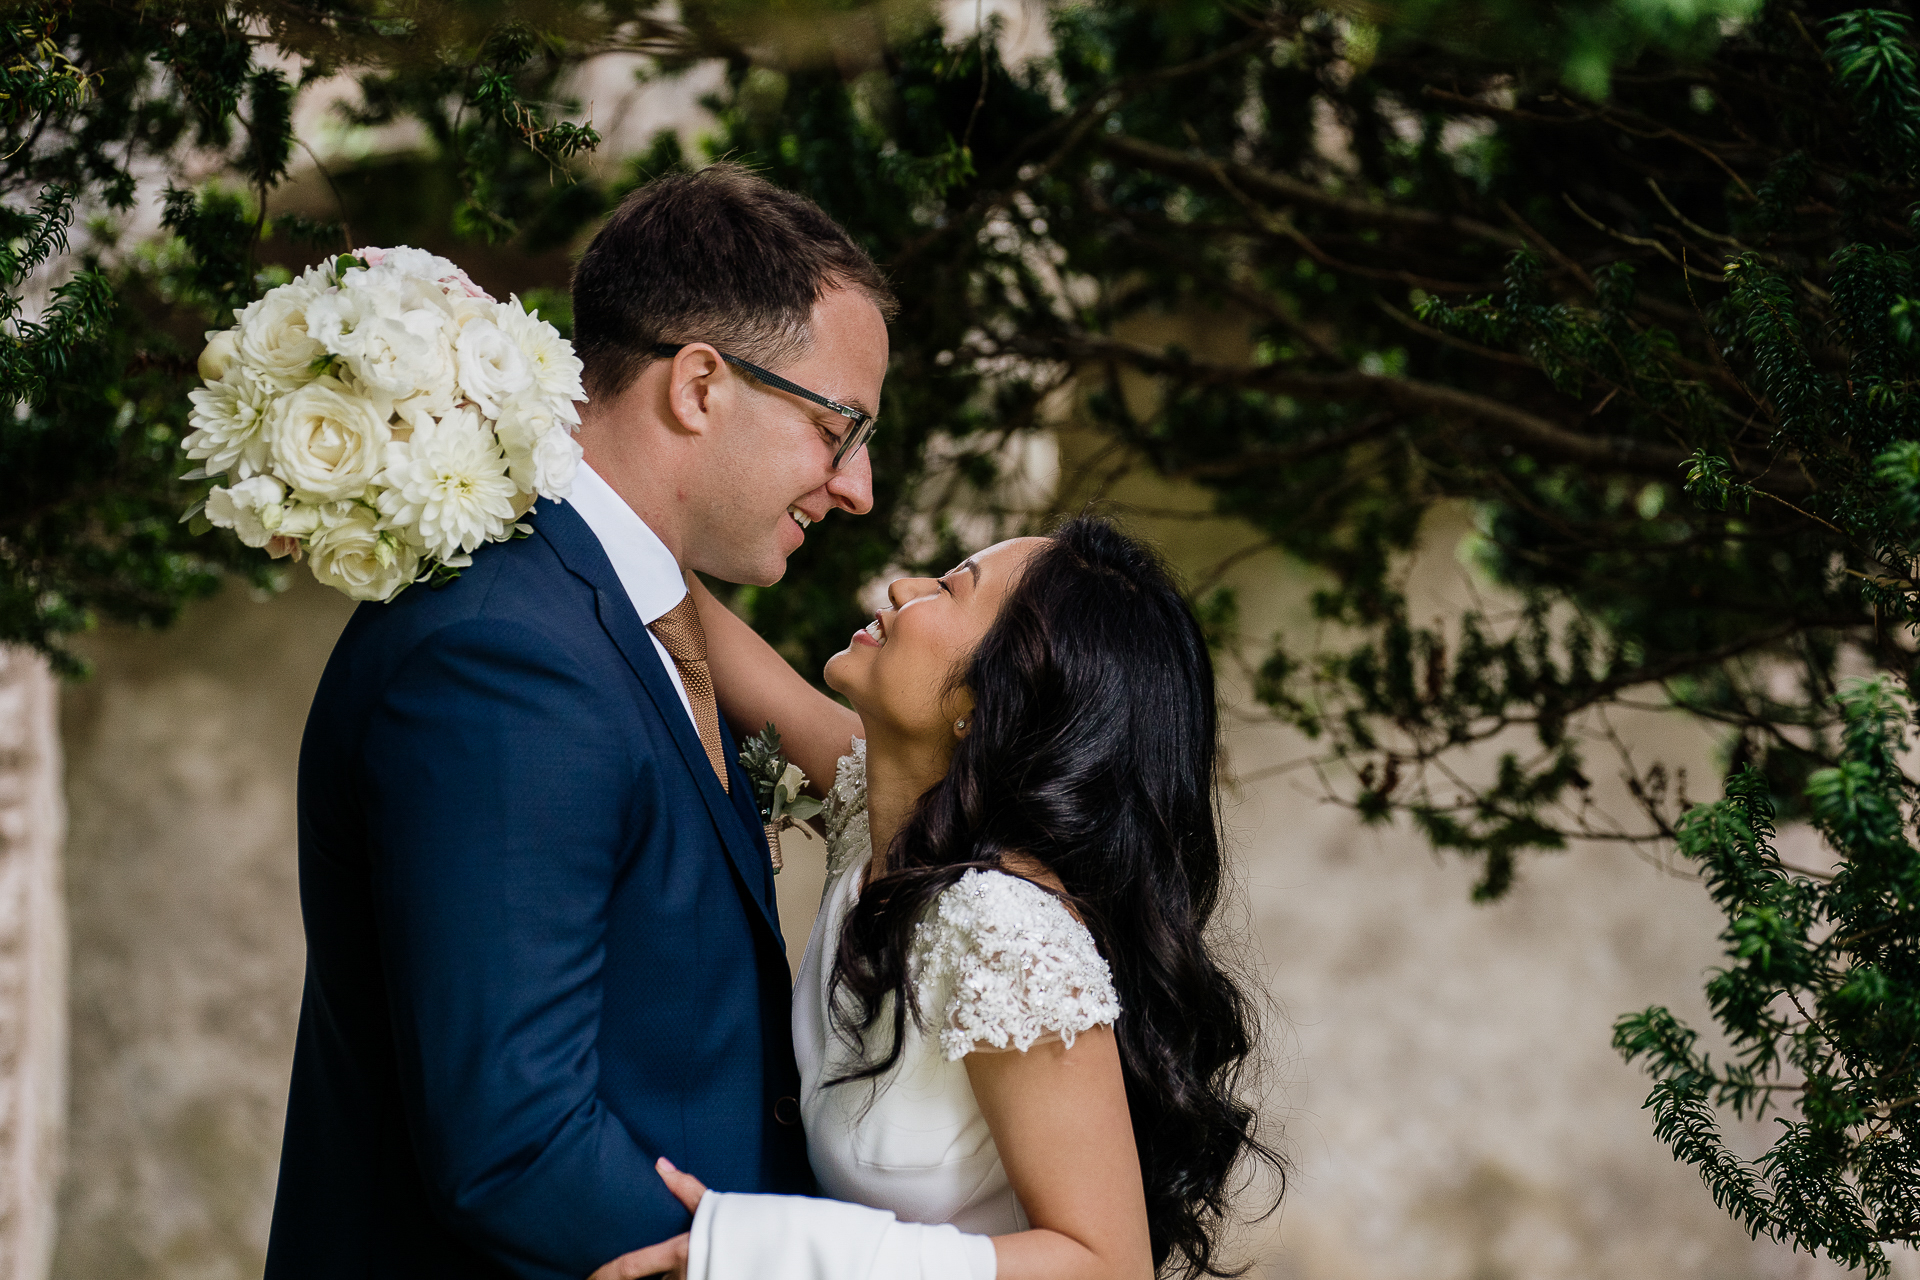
[565,463,687,627]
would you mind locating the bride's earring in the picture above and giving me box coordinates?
[954,717,969,736]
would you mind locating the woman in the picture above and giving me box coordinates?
[597,517,1280,1279]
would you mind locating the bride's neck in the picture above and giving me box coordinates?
[861,729,953,877]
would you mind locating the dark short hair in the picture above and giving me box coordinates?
[570,163,897,400]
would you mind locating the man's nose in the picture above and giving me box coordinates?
[826,447,874,516]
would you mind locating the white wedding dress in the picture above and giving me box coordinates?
[685,741,1121,1280]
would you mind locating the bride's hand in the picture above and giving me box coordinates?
[588,1157,710,1280]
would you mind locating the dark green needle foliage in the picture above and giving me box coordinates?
[1615,678,1920,1275]
[0,0,669,671]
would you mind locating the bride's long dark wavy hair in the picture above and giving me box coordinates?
[830,516,1283,1277]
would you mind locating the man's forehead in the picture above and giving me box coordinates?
[797,295,888,413]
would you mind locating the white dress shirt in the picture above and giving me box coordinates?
[564,463,697,731]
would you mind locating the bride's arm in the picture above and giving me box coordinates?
[588,1035,1150,1280]
[688,575,862,798]
[967,1028,1155,1280]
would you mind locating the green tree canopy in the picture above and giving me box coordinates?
[7,0,1920,1266]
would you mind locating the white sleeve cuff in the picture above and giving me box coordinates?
[687,1191,996,1280]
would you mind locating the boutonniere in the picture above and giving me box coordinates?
[739,722,822,874]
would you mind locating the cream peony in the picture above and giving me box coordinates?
[455,316,534,417]
[308,505,421,602]
[306,276,401,356]
[341,309,456,406]
[235,284,326,390]
[203,475,286,548]
[268,377,392,501]
[377,407,517,559]
[185,366,276,479]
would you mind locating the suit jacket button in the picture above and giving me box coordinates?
[774,1096,801,1126]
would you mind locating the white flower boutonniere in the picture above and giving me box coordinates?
[740,723,823,874]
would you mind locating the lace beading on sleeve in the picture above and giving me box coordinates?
[822,738,870,878]
[911,869,1120,1061]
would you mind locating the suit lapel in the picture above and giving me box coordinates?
[533,501,783,941]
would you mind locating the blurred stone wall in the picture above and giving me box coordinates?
[44,527,1920,1280]
[0,650,64,1280]
[53,578,350,1279]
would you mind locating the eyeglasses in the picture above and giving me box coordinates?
[652,343,877,468]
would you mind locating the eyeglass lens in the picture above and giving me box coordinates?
[834,418,876,469]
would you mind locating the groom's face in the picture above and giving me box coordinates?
[690,286,889,586]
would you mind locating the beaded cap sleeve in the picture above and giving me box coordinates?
[821,738,870,879]
[912,869,1120,1061]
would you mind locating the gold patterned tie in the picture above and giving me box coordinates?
[649,594,730,794]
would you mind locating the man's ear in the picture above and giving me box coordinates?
[664,343,727,438]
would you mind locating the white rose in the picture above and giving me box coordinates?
[308,505,421,602]
[495,398,580,500]
[198,329,241,382]
[203,474,287,548]
[493,400,550,492]
[185,366,276,479]
[498,298,586,417]
[376,406,517,559]
[530,425,582,501]
[273,501,324,540]
[235,284,326,390]
[455,316,534,417]
[267,377,391,502]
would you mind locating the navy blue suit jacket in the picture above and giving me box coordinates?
[265,500,811,1279]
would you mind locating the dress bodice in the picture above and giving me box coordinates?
[792,742,1120,1235]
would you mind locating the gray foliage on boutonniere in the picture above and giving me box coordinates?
[739,722,822,874]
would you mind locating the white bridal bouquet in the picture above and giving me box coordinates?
[183,246,586,602]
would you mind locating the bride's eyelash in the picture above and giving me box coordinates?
[938,578,954,594]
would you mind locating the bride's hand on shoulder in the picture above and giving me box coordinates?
[588,1158,709,1280]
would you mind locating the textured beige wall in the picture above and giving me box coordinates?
[0,649,66,1280]
[46,533,1918,1279]
[54,577,351,1279]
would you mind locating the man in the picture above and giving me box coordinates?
[265,164,894,1278]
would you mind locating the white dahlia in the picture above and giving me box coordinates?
[377,407,517,559]
[185,366,276,479]
[498,297,586,419]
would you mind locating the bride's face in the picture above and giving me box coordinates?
[825,537,1047,741]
